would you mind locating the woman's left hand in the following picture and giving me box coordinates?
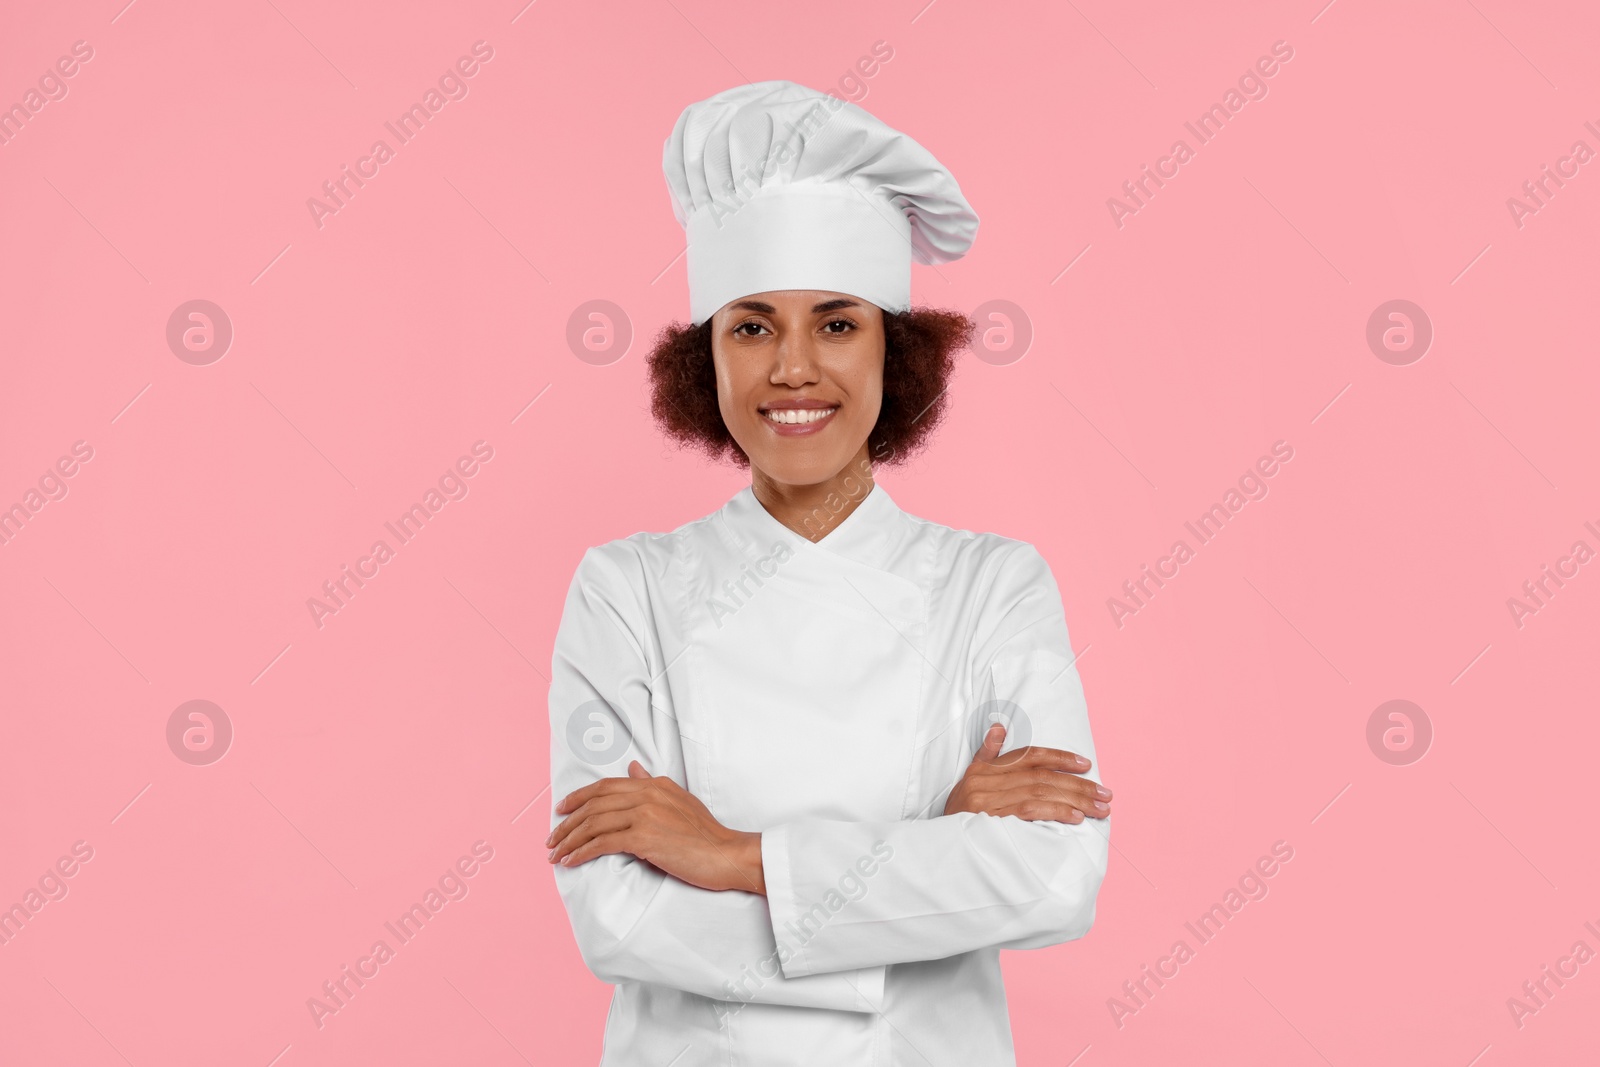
[546,761,766,895]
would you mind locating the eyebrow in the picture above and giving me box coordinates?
[728,298,863,314]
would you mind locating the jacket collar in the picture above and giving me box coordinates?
[718,479,906,573]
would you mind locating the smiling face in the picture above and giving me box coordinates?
[710,289,885,490]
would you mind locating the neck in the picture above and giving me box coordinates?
[751,444,876,542]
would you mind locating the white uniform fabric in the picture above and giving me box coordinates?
[548,483,1109,1066]
[662,80,980,325]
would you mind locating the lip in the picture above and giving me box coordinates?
[758,399,840,437]
[759,399,838,411]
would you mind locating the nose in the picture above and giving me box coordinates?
[770,328,821,388]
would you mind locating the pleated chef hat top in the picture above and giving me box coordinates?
[663,80,979,326]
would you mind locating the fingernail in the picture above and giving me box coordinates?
[1096,786,1112,800]
[1093,801,1109,813]
[544,833,553,847]
[547,849,557,862]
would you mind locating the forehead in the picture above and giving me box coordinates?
[717,291,879,317]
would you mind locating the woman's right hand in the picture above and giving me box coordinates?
[943,723,1112,823]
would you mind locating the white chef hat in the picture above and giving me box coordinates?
[663,79,979,326]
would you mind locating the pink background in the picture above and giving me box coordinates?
[2,0,1597,1063]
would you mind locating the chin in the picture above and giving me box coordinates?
[757,457,845,488]
[743,442,857,488]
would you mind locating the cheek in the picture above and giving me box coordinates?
[852,390,882,429]
[851,365,886,426]
[713,377,737,421]
[711,357,750,421]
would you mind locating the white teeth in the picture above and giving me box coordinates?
[762,407,837,425]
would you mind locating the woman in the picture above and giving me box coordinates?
[546,80,1111,1066]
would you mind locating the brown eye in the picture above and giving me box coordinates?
[733,321,767,337]
[822,318,857,334]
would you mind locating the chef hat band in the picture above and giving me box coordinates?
[686,186,912,326]
[663,80,979,327]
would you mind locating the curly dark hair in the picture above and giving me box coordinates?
[646,307,975,468]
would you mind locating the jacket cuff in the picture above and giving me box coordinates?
[761,824,811,972]
[760,825,886,1011]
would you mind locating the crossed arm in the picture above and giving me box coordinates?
[547,542,1110,1007]
[545,722,1113,896]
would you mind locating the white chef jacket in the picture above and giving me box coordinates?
[547,482,1109,1066]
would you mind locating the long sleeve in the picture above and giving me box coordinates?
[548,544,887,1013]
[760,541,1110,978]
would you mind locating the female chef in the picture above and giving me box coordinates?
[545,80,1112,1066]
